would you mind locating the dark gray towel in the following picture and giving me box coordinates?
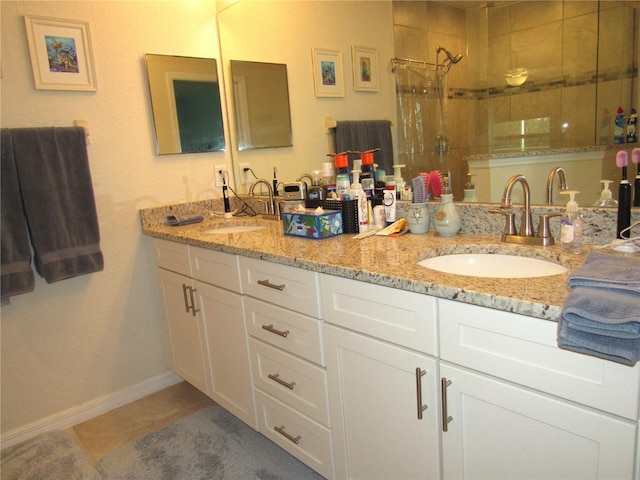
[166,214,204,226]
[335,120,394,175]
[11,127,103,283]
[1,129,35,297]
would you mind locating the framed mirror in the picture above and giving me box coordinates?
[230,60,293,151]
[145,54,225,155]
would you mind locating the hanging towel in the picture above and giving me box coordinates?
[1,129,35,297]
[11,127,103,283]
[335,120,393,174]
[568,251,640,294]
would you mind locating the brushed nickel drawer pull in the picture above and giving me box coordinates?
[188,287,200,316]
[268,373,296,390]
[182,283,190,314]
[415,368,428,420]
[274,425,301,444]
[261,324,290,337]
[257,279,286,291]
[441,377,453,432]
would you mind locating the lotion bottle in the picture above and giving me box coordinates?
[559,190,584,253]
[434,177,461,237]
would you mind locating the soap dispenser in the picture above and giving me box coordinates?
[434,176,461,237]
[593,180,618,207]
[463,172,478,203]
[559,190,584,253]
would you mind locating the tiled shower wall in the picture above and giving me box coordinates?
[392,0,638,198]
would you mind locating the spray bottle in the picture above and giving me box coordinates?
[593,180,618,207]
[559,190,584,253]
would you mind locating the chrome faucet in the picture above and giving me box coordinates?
[546,167,568,205]
[489,174,561,246]
[296,173,313,186]
[249,179,278,218]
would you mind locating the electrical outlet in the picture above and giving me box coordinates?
[214,165,226,187]
[239,163,251,185]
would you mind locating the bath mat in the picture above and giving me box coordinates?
[1,430,101,480]
[96,404,324,479]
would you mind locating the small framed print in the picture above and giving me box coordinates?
[24,15,97,91]
[312,48,344,98]
[352,46,378,92]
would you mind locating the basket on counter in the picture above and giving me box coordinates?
[305,198,358,233]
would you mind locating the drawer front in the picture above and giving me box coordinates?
[439,299,640,420]
[245,297,324,365]
[250,338,329,426]
[153,238,191,276]
[254,389,334,479]
[320,274,438,356]
[189,245,241,293]
[239,257,321,318]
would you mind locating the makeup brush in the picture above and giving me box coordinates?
[632,148,640,208]
[616,150,631,239]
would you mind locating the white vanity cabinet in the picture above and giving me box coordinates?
[321,275,441,480]
[239,256,334,479]
[152,239,255,428]
[439,299,639,480]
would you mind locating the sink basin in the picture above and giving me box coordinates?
[203,225,266,234]
[418,253,568,278]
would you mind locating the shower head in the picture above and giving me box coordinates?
[436,46,463,71]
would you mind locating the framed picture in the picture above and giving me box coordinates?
[311,48,344,98]
[24,15,97,91]
[352,46,378,92]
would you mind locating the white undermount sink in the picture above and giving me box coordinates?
[203,225,266,234]
[418,252,568,278]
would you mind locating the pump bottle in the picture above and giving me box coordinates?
[559,190,584,253]
[433,177,461,237]
[593,180,618,207]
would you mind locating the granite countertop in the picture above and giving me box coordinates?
[141,212,590,322]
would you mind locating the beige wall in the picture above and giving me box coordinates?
[0,0,230,436]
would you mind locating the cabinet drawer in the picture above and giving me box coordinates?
[245,297,324,365]
[239,257,321,318]
[439,299,640,420]
[254,389,334,479]
[189,245,241,293]
[250,338,329,426]
[320,274,438,356]
[152,238,191,276]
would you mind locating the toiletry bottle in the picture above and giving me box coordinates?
[383,175,396,225]
[360,150,377,199]
[332,152,351,200]
[350,170,368,231]
[307,170,325,201]
[434,177,461,237]
[463,172,478,202]
[393,164,406,200]
[627,108,638,143]
[593,180,618,207]
[614,107,626,144]
[559,190,584,253]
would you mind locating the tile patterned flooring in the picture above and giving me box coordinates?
[66,381,215,464]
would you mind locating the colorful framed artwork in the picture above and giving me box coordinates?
[24,15,97,91]
[312,48,344,98]
[352,46,378,92]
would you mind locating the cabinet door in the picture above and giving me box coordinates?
[440,363,637,480]
[196,279,256,429]
[156,268,209,393]
[326,324,441,480]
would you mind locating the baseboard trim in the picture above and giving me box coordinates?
[1,370,182,449]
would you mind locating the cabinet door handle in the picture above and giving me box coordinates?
[268,373,296,390]
[415,368,428,420]
[274,425,301,444]
[188,287,200,316]
[257,279,286,291]
[261,324,290,337]
[182,283,191,314]
[441,377,453,432]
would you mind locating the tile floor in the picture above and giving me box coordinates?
[66,381,215,464]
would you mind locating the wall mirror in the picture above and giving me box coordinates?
[145,54,225,155]
[230,60,293,151]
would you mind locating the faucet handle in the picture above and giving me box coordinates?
[489,209,516,236]
[536,212,563,241]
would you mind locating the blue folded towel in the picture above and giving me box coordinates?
[568,251,640,294]
[166,214,203,226]
[558,320,640,366]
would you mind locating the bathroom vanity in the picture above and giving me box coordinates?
[143,207,640,480]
